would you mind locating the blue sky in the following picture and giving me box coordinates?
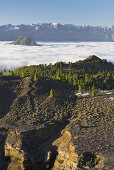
[0,0,114,26]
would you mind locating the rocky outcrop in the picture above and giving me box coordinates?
[1,118,113,170]
[52,128,104,170]
[52,131,78,170]
[2,120,68,170]
[11,36,39,46]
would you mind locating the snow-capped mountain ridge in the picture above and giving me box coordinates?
[0,23,114,41]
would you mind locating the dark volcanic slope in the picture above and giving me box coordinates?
[0,76,76,127]
[0,76,113,169]
[53,92,114,170]
[0,76,21,119]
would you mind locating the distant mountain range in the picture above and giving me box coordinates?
[0,23,114,41]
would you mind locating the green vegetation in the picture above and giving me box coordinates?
[78,85,82,93]
[1,57,114,90]
[13,58,114,90]
[34,71,39,80]
[91,85,95,97]
[91,90,95,97]
[9,70,14,76]
[0,70,3,75]
[50,89,54,97]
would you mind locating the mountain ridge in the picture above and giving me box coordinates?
[0,23,114,41]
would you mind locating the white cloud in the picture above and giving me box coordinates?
[0,41,114,69]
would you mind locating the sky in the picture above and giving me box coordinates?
[0,0,114,26]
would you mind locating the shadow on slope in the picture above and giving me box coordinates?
[0,76,21,119]
[0,77,77,125]
[0,128,10,170]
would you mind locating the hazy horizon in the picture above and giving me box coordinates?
[1,22,114,27]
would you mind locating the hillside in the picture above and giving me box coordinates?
[13,56,114,90]
[0,23,114,41]
[0,76,76,125]
[14,55,114,75]
[84,55,102,62]
[72,55,114,74]
[0,75,113,169]
[11,36,39,46]
[0,56,114,169]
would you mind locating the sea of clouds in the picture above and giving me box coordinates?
[0,41,114,69]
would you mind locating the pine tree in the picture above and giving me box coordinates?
[16,72,20,76]
[21,69,29,78]
[65,74,68,82]
[34,72,39,80]
[78,85,82,93]
[9,71,14,76]
[91,90,95,97]
[91,84,95,96]
[73,80,76,86]
[50,89,54,97]
[56,71,60,80]
[0,70,3,75]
